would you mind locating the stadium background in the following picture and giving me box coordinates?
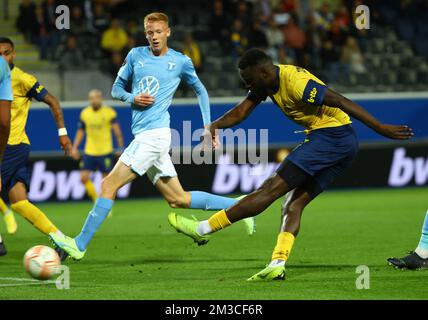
[2,0,427,202]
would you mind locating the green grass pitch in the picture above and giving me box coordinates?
[0,188,427,300]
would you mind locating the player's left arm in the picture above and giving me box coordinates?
[42,93,73,155]
[181,57,214,148]
[181,57,211,128]
[323,88,413,140]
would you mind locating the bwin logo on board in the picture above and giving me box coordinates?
[139,76,160,96]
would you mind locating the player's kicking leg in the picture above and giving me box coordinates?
[154,174,255,237]
[168,172,291,247]
[0,197,17,234]
[387,209,428,270]
[49,160,136,260]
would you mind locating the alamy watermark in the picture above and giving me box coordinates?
[355,265,370,290]
[355,5,370,30]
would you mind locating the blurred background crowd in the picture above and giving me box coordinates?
[3,0,428,97]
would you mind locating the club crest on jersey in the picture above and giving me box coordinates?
[138,76,160,96]
[167,62,176,70]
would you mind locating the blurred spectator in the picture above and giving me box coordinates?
[33,4,58,60]
[247,20,268,50]
[181,34,202,72]
[210,0,232,53]
[341,36,366,74]
[320,39,342,82]
[265,18,285,49]
[90,3,110,33]
[313,2,334,34]
[16,0,38,42]
[108,51,124,79]
[235,0,252,32]
[282,14,306,64]
[335,5,351,30]
[41,0,57,31]
[230,19,248,58]
[58,34,86,70]
[327,18,348,47]
[126,19,140,37]
[70,5,88,36]
[101,19,129,54]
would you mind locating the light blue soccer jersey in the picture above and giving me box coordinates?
[0,57,12,101]
[111,46,210,135]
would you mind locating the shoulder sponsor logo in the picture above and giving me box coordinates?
[307,87,317,103]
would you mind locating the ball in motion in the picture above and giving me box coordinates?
[23,245,61,280]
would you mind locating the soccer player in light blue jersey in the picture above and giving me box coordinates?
[50,12,255,260]
[0,56,12,256]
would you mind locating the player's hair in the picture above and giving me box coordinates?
[238,48,271,69]
[144,12,169,27]
[0,37,14,49]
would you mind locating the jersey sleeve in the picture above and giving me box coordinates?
[289,69,327,106]
[117,49,134,81]
[181,56,199,86]
[23,73,48,102]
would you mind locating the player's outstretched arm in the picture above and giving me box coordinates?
[43,93,73,155]
[210,98,258,132]
[323,88,413,140]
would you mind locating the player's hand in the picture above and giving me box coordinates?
[71,147,80,161]
[201,125,220,151]
[134,93,155,107]
[59,135,73,156]
[376,124,413,140]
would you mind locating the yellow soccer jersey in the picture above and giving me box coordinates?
[9,65,48,145]
[248,64,351,132]
[79,105,117,156]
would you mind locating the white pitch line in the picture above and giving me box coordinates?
[0,281,56,287]
[0,277,41,282]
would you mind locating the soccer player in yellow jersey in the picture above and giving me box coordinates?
[72,89,123,206]
[169,48,414,280]
[0,37,72,246]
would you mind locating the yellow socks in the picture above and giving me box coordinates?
[84,180,98,202]
[0,198,8,214]
[0,198,18,234]
[271,232,295,262]
[11,200,59,235]
[208,209,232,232]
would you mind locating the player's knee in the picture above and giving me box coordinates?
[259,175,286,201]
[80,174,89,184]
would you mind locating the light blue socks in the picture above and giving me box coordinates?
[190,191,238,210]
[75,197,113,251]
[415,210,428,259]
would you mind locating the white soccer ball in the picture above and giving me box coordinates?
[23,245,61,280]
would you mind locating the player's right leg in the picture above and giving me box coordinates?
[387,209,428,270]
[50,160,137,260]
